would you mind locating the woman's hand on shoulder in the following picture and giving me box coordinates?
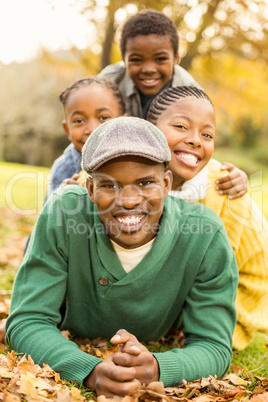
[215,162,248,199]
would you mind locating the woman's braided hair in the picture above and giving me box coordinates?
[146,86,213,125]
[59,77,126,115]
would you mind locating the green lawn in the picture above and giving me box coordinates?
[0,161,50,214]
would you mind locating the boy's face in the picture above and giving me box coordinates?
[87,156,172,249]
[155,98,215,190]
[62,84,123,152]
[124,34,178,97]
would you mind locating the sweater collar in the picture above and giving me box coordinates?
[169,167,208,203]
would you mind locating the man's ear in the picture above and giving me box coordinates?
[174,53,180,66]
[62,120,71,140]
[163,169,173,198]
[86,177,95,203]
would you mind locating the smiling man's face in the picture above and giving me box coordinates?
[87,156,172,249]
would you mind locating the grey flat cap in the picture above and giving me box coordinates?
[81,116,171,172]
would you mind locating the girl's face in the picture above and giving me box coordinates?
[63,84,123,152]
[155,97,215,190]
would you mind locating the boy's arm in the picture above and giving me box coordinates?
[5,195,101,385]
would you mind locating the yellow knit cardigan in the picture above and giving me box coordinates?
[200,159,268,350]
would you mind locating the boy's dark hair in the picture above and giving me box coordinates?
[120,9,179,58]
[146,86,214,125]
[59,77,126,115]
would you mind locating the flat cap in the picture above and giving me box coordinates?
[81,116,171,172]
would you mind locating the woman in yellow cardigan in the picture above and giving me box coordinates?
[146,86,268,350]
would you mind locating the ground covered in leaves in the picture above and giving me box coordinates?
[0,341,268,402]
[1,207,268,401]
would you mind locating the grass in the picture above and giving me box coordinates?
[0,160,268,379]
[231,332,268,377]
[0,161,50,213]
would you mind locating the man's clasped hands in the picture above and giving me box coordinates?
[84,329,159,397]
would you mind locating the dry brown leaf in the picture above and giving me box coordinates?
[96,395,111,402]
[16,375,39,398]
[70,386,86,401]
[0,368,14,379]
[251,393,268,401]
[1,390,21,401]
[55,386,73,402]
[0,354,9,368]
[6,351,17,370]
[214,385,248,401]
[224,373,250,386]
[192,395,216,402]
[121,396,135,402]
[165,386,186,396]
[255,377,268,387]
[39,362,61,383]
[61,330,71,340]
[15,354,42,376]
[17,372,52,392]
[105,344,122,357]
[147,381,166,394]
[252,387,267,396]
[229,364,247,376]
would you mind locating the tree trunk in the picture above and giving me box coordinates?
[180,0,222,70]
[101,13,116,70]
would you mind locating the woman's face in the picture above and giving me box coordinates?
[155,97,216,190]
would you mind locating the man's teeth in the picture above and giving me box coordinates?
[179,153,198,164]
[117,216,143,225]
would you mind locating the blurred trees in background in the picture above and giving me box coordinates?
[81,0,268,70]
[0,0,267,167]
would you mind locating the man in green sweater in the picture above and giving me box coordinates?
[6,117,238,397]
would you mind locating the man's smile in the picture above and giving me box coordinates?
[114,213,147,232]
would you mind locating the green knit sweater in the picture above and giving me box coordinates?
[6,186,238,387]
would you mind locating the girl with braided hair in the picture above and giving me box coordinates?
[146,86,268,350]
[47,77,126,198]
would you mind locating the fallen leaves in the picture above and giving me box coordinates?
[96,377,268,402]
[68,334,122,359]
[0,297,10,320]
[0,352,87,401]
[0,342,268,402]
